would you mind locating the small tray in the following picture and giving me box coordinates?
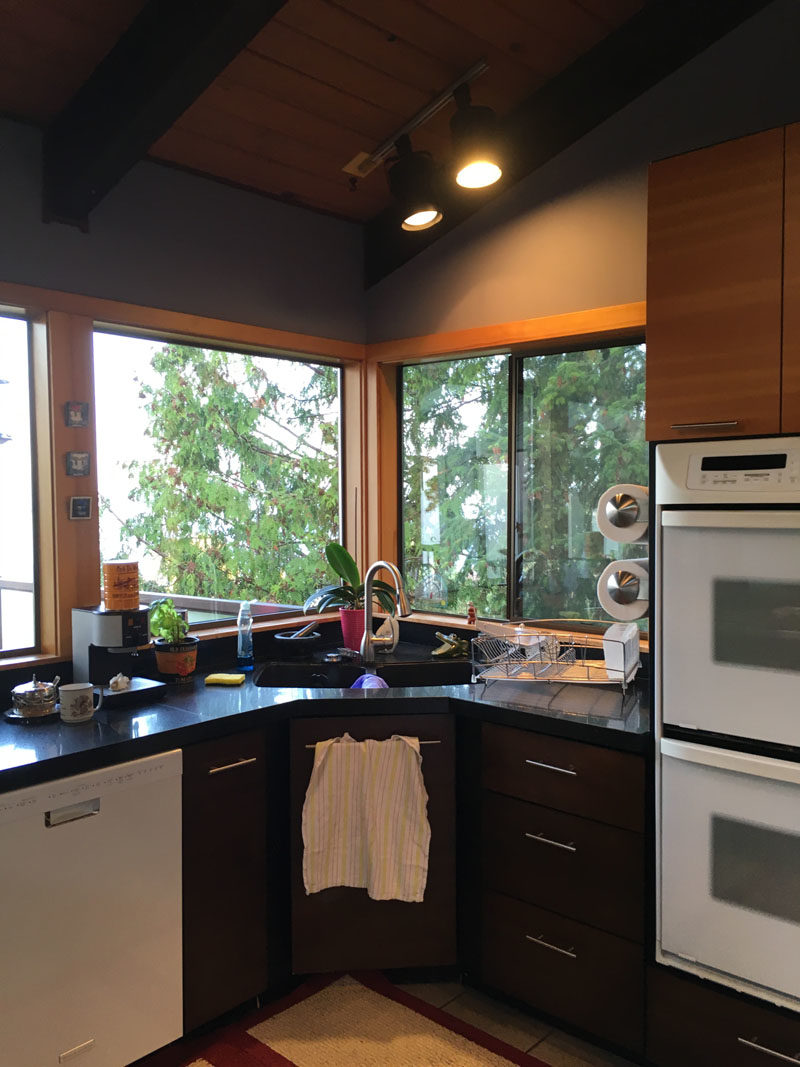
[95,676,168,709]
[3,707,60,725]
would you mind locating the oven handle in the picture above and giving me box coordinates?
[661,739,800,786]
[661,510,800,531]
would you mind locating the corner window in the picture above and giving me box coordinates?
[400,342,646,624]
[0,314,37,654]
[93,331,341,617]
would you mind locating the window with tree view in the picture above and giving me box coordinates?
[401,343,646,624]
[93,332,341,618]
[0,314,36,654]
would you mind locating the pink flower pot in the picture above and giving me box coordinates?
[339,608,365,652]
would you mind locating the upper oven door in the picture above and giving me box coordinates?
[659,509,800,746]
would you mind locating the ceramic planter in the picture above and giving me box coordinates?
[154,635,199,683]
[339,608,365,652]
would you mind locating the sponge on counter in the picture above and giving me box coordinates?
[205,673,246,686]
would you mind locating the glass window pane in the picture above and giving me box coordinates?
[401,356,509,617]
[93,332,341,610]
[0,315,36,653]
[516,344,646,623]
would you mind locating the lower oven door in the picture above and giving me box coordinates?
[659,738,800,1008]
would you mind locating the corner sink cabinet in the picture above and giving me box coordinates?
[476,722,646,1058]
[289,712,457,973]
[646,122,800,440]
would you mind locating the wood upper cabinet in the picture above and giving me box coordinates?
[783,123,800,431]
[646,127,785,441]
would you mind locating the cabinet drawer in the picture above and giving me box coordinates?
[482,791,643,942]
[648,965,800,1067]
[482,890,643,1055]
[482,723,644,831]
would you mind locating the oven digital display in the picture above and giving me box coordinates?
[701,454,787,472]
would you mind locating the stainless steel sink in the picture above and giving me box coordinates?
[254,657,473,689]
[254,662,365,688]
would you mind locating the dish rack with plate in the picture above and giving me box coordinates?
[470,623,640,694]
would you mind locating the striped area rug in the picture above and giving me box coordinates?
[136,972,550,1067]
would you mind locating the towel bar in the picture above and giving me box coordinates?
[304,739,441,749]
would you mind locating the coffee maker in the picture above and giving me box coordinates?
[71,605,152,684]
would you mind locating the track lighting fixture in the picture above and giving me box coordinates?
[450,83,502,189]
[386,135,443,232]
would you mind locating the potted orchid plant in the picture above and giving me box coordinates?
[304,543,397,651]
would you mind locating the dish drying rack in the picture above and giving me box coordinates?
[470,624,640,694]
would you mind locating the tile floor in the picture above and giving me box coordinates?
[396,980,640,1067]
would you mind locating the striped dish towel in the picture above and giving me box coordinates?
[302,732,431,903]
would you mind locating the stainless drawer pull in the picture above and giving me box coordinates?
[525,758,577,776]
[525,933,577,959]
[669,420,740,430]
[525,831,577,853]
[208,756,258,775]
[737,1037,800,1063]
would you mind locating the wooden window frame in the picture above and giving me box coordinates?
[0,279,644,669]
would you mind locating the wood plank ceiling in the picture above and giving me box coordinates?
[0,0,776,284]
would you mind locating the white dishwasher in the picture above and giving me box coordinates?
[0,750,183,1067]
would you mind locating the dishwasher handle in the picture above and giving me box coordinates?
[45,798,101,827]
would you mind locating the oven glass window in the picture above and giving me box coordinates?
[713,579,800,673]
[712,815,800,924]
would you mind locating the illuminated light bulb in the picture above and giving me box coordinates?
[402,208,443,231]
[456,159,502,189]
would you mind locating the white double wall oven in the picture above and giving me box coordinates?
[655,436,800,1011]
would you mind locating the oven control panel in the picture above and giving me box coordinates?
[687,448,800,490]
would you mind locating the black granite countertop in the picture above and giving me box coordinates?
[0,665,649,794]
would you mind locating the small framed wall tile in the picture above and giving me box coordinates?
[69,496,92,520]
[66,451,90,477]
[64,401,90,428]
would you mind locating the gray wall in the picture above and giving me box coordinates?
[0,118,366,343]
[366,0,800,344]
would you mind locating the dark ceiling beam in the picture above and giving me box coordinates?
[43,0,287,227]
[364,0,775,288]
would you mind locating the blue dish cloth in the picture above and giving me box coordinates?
[350,673,389,689]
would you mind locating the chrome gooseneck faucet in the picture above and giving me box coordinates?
[360,560,412,664]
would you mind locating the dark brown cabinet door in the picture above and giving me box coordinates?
[483,891,644,1056]
[648,965,800,1067]
[482,791,644,942]
[646,127,784,441]
[783,122,800,432]
[183,728,268,1032]
[482,722,645,832]
[290,714,456,974]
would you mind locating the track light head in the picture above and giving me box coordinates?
[450,83,502,189]
[387,134,443,231]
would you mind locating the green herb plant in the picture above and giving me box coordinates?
[149,597,190,643]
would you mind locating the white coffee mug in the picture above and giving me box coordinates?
[59,682,103,724]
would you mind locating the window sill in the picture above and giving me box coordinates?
[0,652,67,672]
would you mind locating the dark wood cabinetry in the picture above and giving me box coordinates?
[289,713,457,974]
[182,728,269,1032]
[646,126,790,441]
[647,965,800,1067]
[479,722,645,1056]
